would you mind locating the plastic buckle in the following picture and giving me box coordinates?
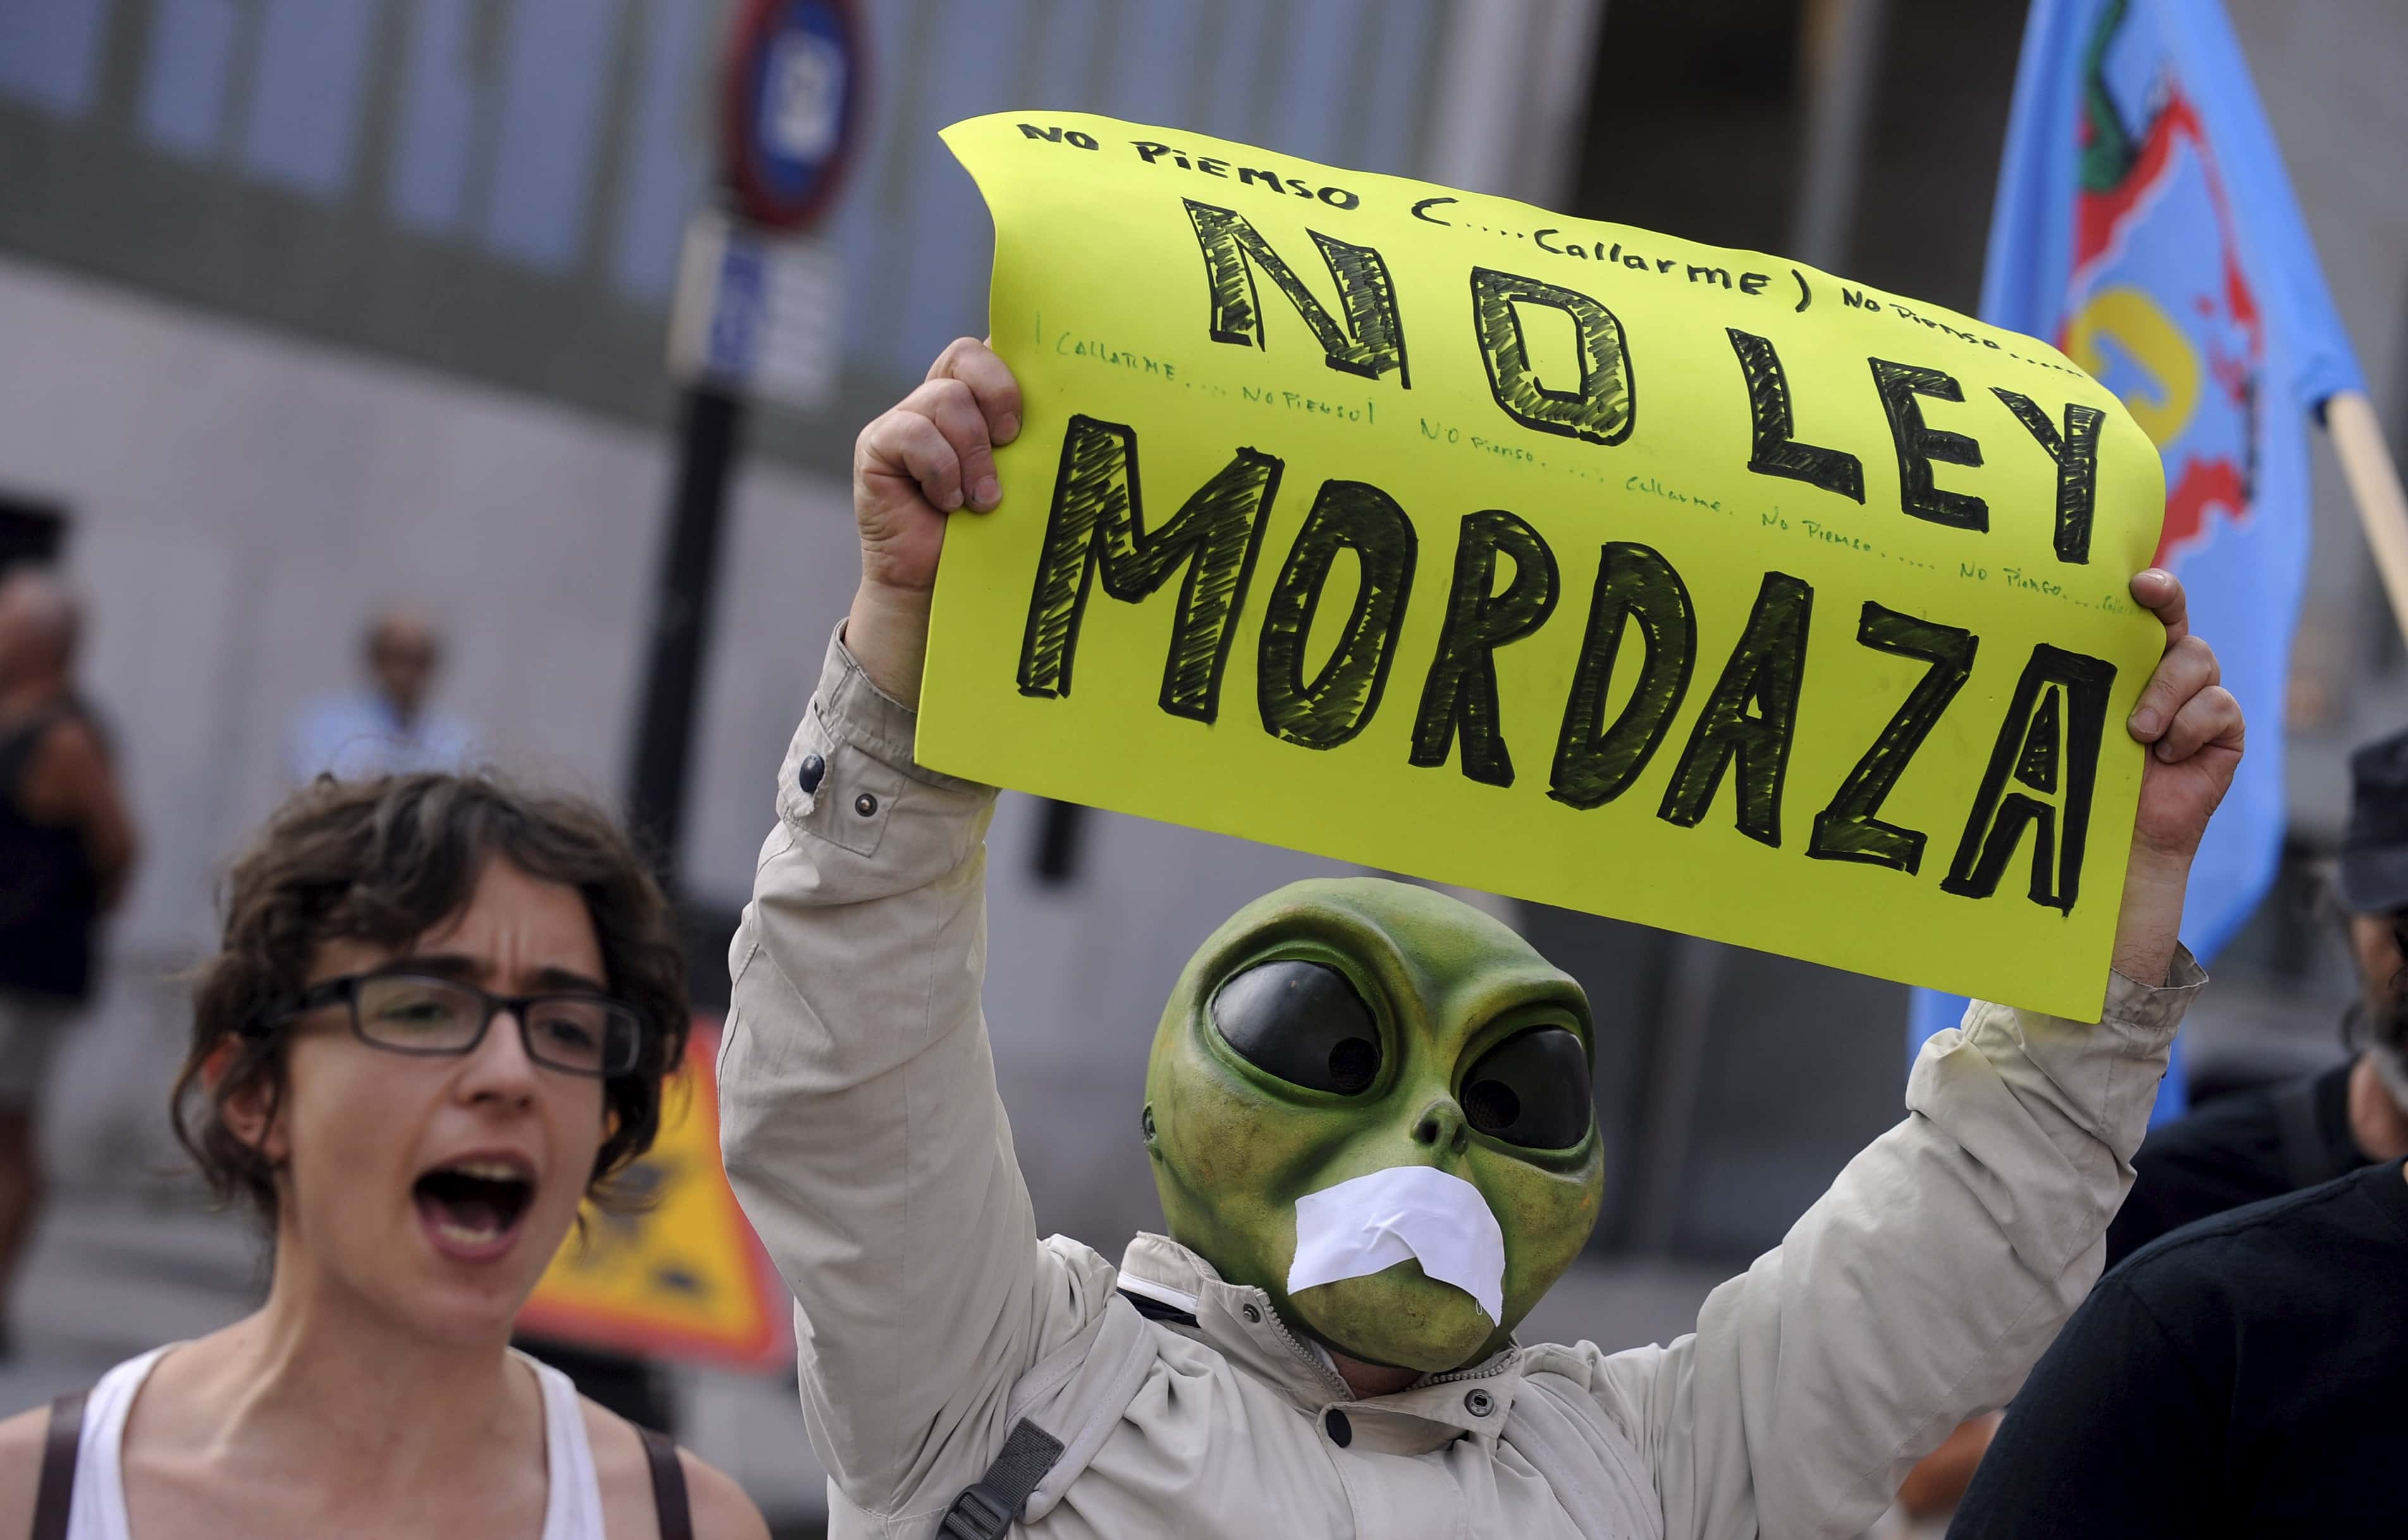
[936,1482,1014,1540]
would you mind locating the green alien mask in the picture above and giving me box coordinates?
[1143,878,1606,1375]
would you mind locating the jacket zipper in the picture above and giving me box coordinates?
[1251,1297,1357,1401]
[1416,1349,1517,1388]
[1250,1295,1514,1401]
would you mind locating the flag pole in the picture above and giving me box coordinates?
[2326,390,2408,645]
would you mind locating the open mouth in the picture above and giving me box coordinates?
[412,1158,536,1259]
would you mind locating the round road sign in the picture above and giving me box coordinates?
[722,0,866,231]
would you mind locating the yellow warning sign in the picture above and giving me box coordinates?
[518,1020,784,1367]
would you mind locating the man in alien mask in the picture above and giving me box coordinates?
[720,341,2244,1539]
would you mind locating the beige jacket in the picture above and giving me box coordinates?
[720,630,2203,1540]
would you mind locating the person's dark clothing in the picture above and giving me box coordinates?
[2104,1060,2368,1267]
[0,701,101,1003]
[1950,1160,2408,1540]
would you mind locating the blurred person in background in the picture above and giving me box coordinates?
[285,611,481,783]
[0,774,765,1539]
[1883,732,2408,1536]
[0,570,135,1357]
[1934,731,2408,1535]
[2096,723,2408,1264]
[1948,995,2408,1532]
[718,340,2244,1540]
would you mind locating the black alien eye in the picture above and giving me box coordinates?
[1210,960,1382,1095]
[1461,1027,1592,1149]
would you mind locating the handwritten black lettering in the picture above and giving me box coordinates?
[1657,571,1813,845]
[1258,480,1419,749]
[1728,329,1865,503]
[1550,542,1697,809]
[1410,510,1561,786]
[1941,644,2116,910]
[1469,267,1635,447]
[1017,123,1098,149]
[1808,604,1979,872]
[1186,200,1408,386]
[1993,389,2106,565]
[1017,415,1282,723]
[1870,358,1988,531]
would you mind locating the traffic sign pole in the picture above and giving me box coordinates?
[624,0,862,891]
[625,386,746,886]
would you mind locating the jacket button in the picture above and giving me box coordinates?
[796,753,825,795]
[854,791,878,817]
[1241,1304,1261,1323]
[1324,1409,1352,1448]
[1464,1388,1494,1417]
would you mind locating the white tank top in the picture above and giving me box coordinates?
[60,1345,608,1540]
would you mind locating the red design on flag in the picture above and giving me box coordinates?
[2063,71,2264,569]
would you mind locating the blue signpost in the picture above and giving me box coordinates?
[627,0,864,889]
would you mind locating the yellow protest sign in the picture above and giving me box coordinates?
[519,1022,785,1367]
[919,111,2165,1022]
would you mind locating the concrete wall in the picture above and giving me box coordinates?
[1,255,663,1189]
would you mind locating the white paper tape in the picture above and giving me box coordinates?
[1286,1165,1507,1325]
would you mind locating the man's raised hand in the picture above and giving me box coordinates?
[847,338,1023,705]
[2111,567,2244,984]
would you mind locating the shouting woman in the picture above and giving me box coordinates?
[0,774,768,1539]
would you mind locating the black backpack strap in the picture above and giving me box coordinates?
[2272,1076,2343,1192]
[934,1419,1066,1540]
[30,1390,86,1540]
[636,1423,692,1540]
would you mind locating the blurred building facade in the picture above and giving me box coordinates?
[0,0,2401,1295]
[0,0,1600,1252]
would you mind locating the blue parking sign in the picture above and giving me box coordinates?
[722,0,864,232]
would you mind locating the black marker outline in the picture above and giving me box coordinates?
[1409,510,1561,786]
[1468,266,1637,448]
[1941,643,2117,912]
[1258,480,1420,750]
[1184,199,1410,387]
[1657,571,1814,846]
[1548,541,1697,810]
[1016,415,1283,724]
[1807,602,1979,873]
[1993,388,2106,565]
[1728,327,1867,503]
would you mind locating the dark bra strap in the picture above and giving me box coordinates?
[30,1390,86,1540]
[637,1422,692,1540]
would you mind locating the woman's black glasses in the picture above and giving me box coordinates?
[253,971,644,1078]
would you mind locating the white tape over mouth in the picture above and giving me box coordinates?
[1286,1165,1507,1325]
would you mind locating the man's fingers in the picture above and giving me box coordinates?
[2154,683,2245,764]
[2127,634,2220,741]
[892,376,1006,510]
[2129,568,2189,645]
[928,336,1024,450]
[858,407,964,511]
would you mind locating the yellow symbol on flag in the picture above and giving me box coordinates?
[2065,286,2200,447]
[519,1021,784,1367]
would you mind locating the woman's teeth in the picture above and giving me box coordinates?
[432,1209,508,1244]
[448,1159,529,1182]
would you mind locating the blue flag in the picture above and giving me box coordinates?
[1908,0,2364,1118]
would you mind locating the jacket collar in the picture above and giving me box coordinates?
[1117,1233,1522,1456]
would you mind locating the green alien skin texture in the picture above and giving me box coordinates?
[1143,878,1606,1375]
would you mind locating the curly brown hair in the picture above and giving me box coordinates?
[173,773,689,1224]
